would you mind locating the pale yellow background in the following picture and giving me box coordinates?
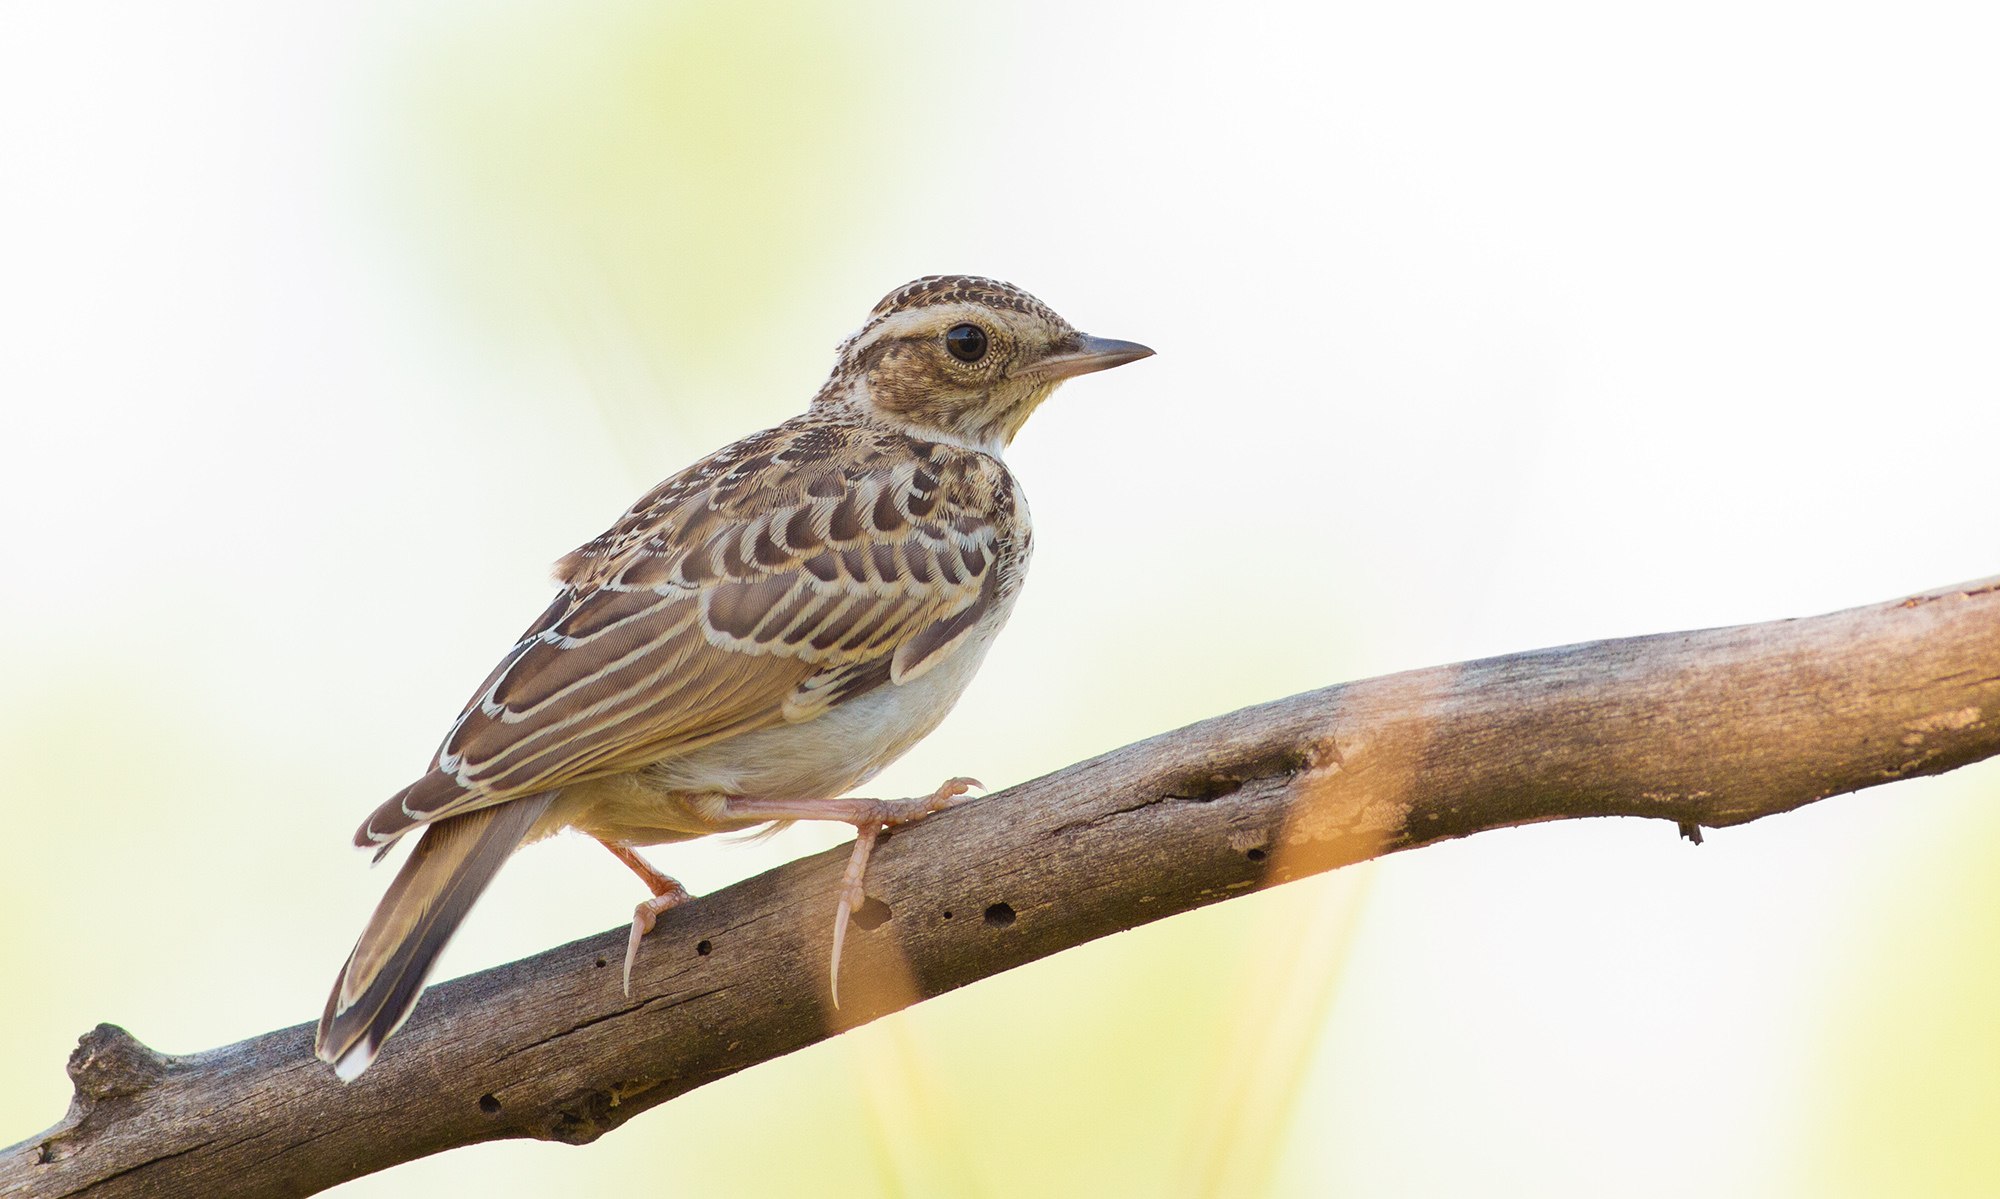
[5,2,2000,1195]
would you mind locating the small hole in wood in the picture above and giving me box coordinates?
[941,909,954,921]
[478,1094,502,1116]
[853,896,892,931]
[594,957,607,969]
[984,902,1016,928]
[1246,847,1267,862]
[695,939,712,956]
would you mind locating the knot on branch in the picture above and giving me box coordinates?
[26,1025,175,1168]
[1161,742,1324,804]
[68,1024,169,1102]
[540,1078,664,1145]
[543,1088,620,1145]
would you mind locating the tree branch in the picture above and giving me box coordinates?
[8,575,1999,1198]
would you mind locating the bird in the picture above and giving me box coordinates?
[314,275,1153,1081]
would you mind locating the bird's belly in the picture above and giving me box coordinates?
[559,607,1010,846]
[662,626,999,798]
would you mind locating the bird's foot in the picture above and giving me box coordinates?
[598,840,695,996]
[858,775,983,832]
[829,776,981,1007]
[623,878,693,997]
[707,778,984,1007]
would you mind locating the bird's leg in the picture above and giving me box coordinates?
[717,777,981,1006]
[596,838,694,997]
[600,840,681,893]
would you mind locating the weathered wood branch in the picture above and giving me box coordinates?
[7,575,2000,1198]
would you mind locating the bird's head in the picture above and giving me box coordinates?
[816,275,1153,453]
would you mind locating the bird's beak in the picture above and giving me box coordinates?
[1018,334,1155,382]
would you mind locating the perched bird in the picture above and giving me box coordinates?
[315,275,1153,1080]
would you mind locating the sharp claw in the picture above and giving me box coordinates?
[831,823,881,1009]
[624,909,651,997]
[831,895,849,1010]
[621,884,690,998]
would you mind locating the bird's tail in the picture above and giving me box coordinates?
[315,795,553,1081]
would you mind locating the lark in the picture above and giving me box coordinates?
[315,276,1152,1080]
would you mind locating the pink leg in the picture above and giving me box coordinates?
[596,838,694,996]
[718,776,981,1006]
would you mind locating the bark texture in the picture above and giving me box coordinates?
[6,575,1999,1198]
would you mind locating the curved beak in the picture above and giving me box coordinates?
[1018,334,1155,382]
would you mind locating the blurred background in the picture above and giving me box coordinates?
[5,0,1999,1194]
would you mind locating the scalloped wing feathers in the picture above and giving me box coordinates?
[356,418,1017,847]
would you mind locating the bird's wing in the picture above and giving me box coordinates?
[356,422,1010,847]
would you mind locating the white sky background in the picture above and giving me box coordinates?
[3,1,1998,1195]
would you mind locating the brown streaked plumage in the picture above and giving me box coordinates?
[317,275,1152,1080]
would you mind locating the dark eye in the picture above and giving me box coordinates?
[944,323,988,362]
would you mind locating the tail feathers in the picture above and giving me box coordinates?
[316,794,553,1081]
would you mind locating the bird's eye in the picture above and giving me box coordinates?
[944,323,988,363]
